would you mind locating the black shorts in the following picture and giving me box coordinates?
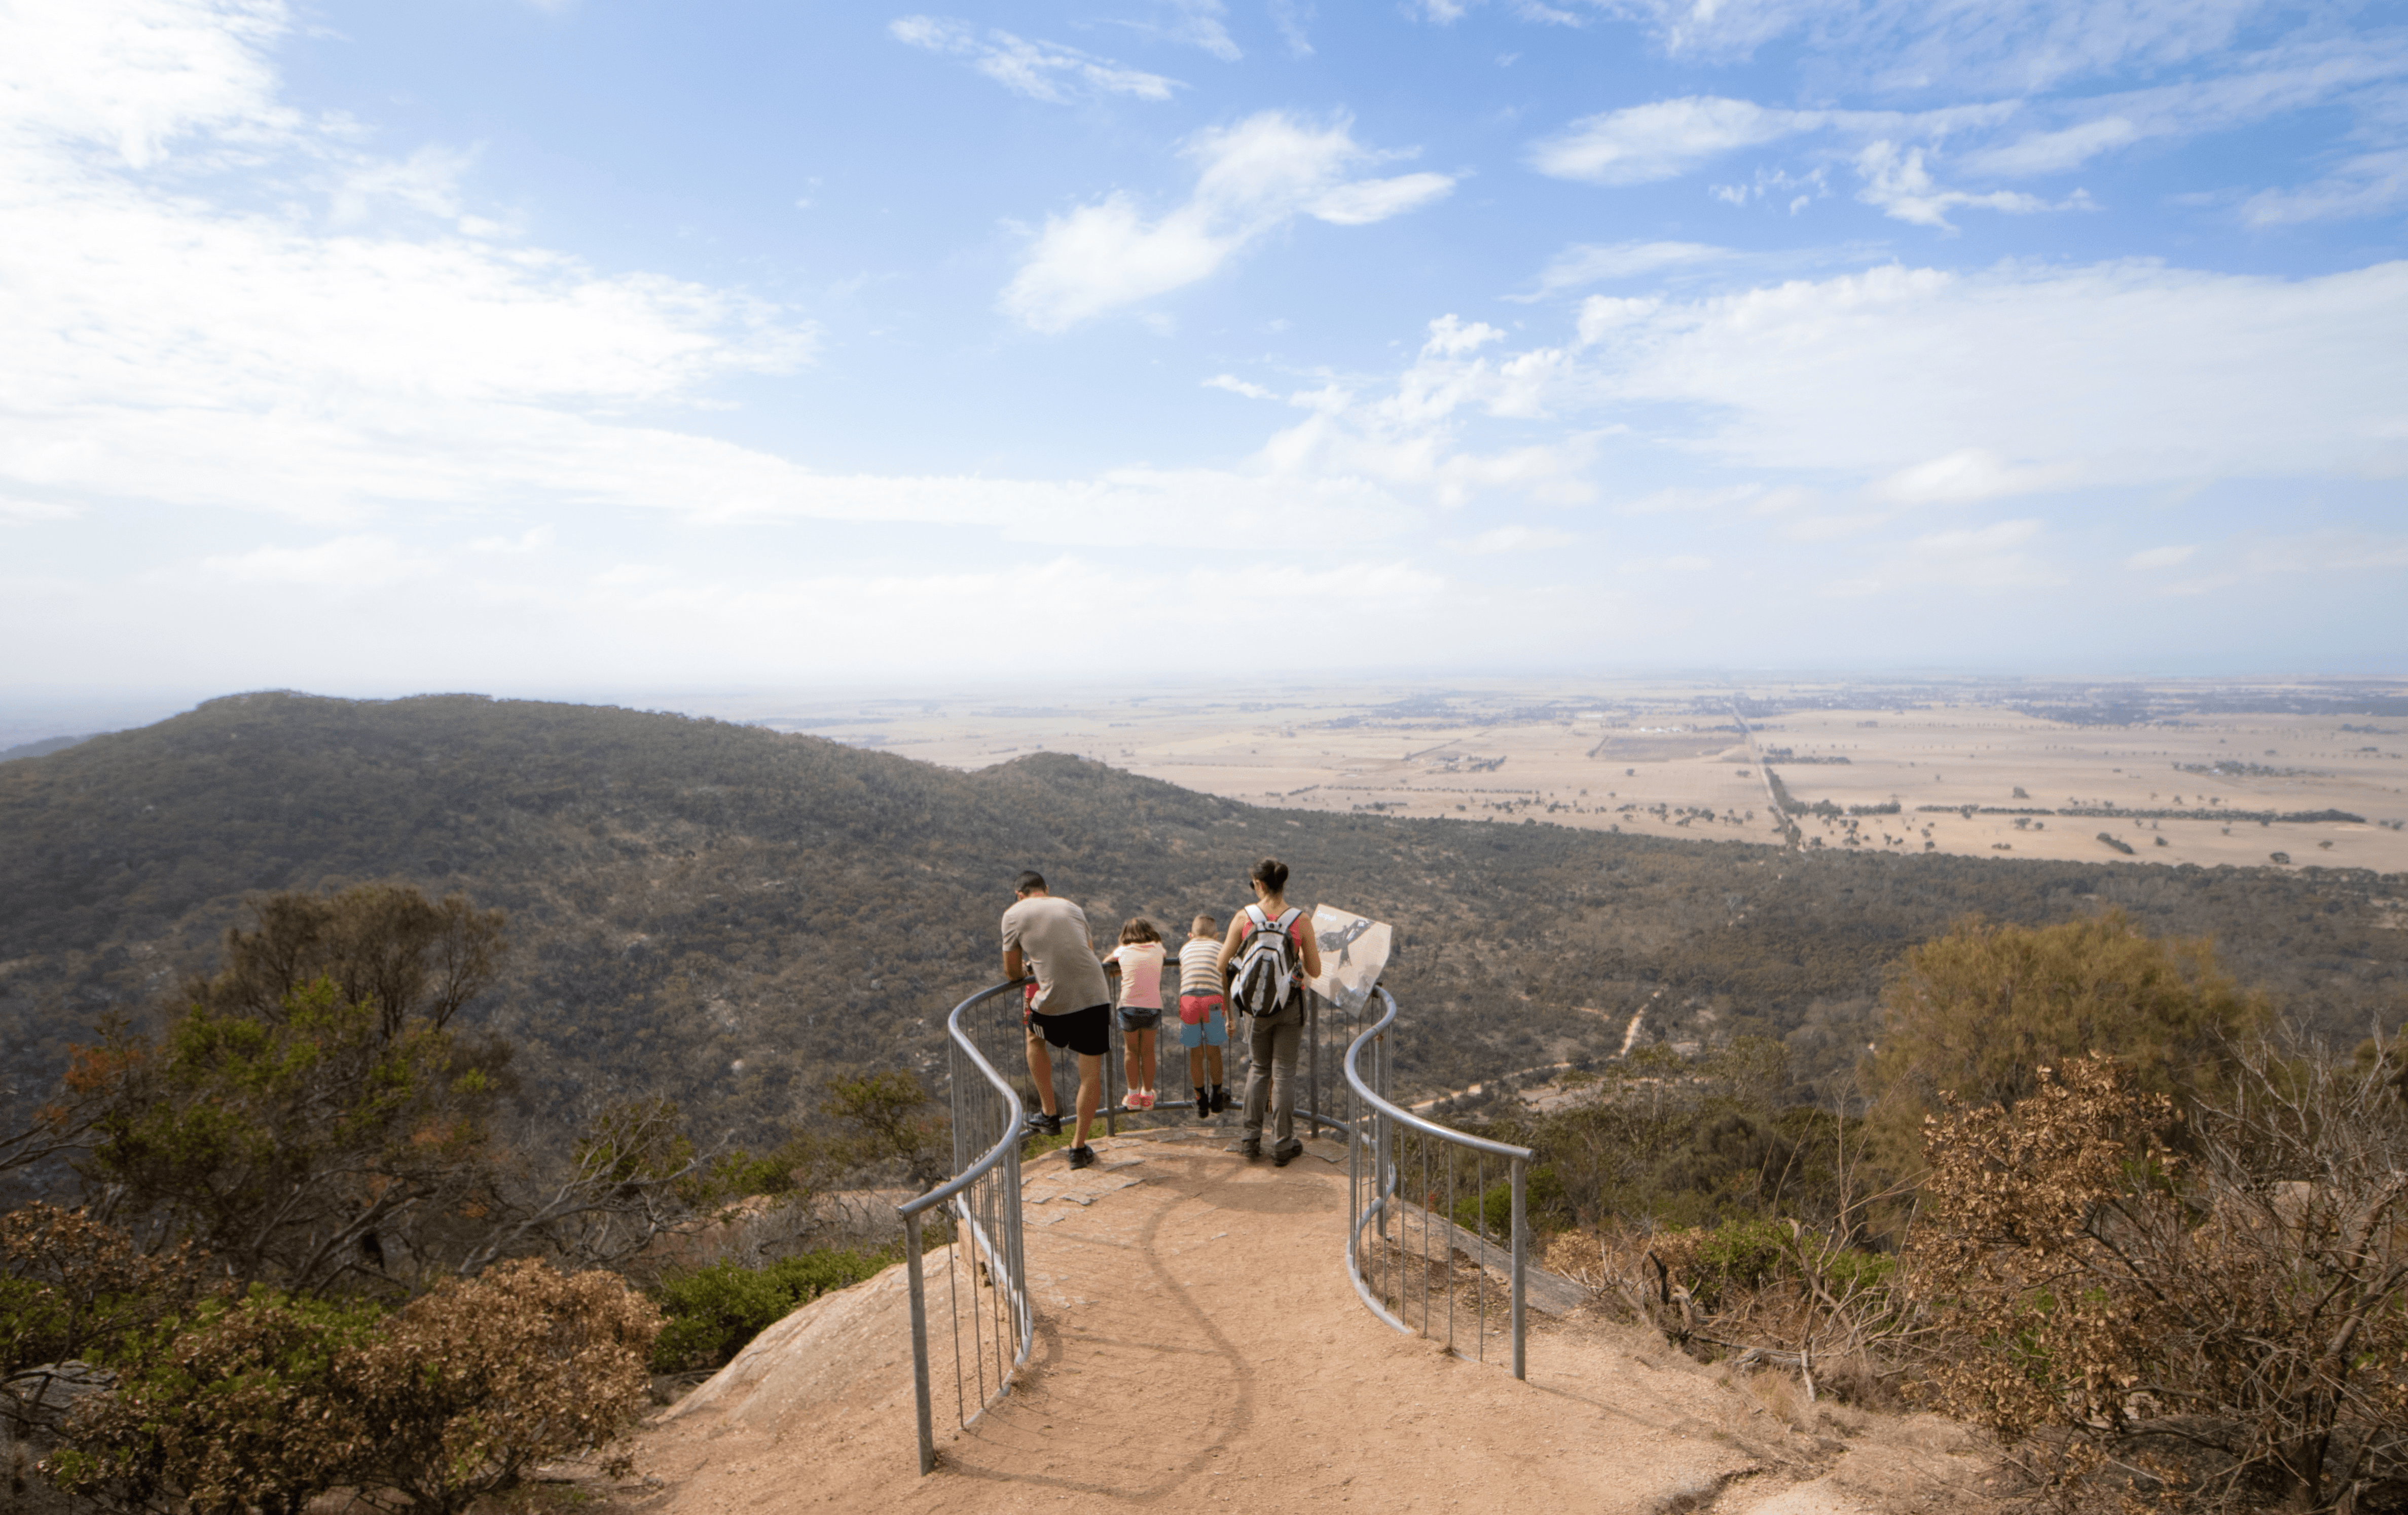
[1116,1006,1162,1032]
[1029,1003,1110,1057]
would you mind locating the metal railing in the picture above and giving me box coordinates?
[1343,987,1535,1379]
[1098,963,1364,1137]
[896,980,1035,1474]
[897,970,1535,1478]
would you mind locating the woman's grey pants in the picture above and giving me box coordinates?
[1242,1001,1303,1146]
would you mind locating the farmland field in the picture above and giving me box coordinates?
[729,677,2408,873]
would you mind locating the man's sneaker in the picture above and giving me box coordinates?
[1068,1144,1096,1170]
[1210,1085,1229,1113]
[1272,1138,1304,1168]
[1195,1089,1211,1119]
[1027,1110,1062,1136]
[1238,1139,1262,1160]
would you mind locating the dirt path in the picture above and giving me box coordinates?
[605,1131,1996,1514]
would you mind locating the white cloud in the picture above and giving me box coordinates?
[0,0,293,167]
[2244,149,2408,226]
[1583,0,2275,95]
[0,0,825,532]
[1575,294,1662,343]
[1203,373,1275,399]
[1868,448,2081,504]
[1963,116,2144,178]
[1511,240,1728,300]
[1527,97,1820,184]
[1526,94,2018,193]
[2242,529,2408,574]
[1852,141,2059,229]
[1308,172,1456,226]
[1089,0,1243,61]
[1241,316,1604,508]
[888,17,1180,103]
[0,494,82,523]
[195,535,426,585]
[1574,259,2408,491]
[1823,516,2060,596]
[1708,165,1829,212]
[1466,524,1576,553]
[1269,0,1314,57]
[1960,42,2408,180]
[1001,112,1453,331]
[2127,544,2197,569]
[1160,0,1243,61]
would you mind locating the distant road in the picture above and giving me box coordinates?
[1729,698,1800,852]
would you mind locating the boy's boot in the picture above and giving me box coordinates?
[1210,1084,1228,1113]
[1195,1086,1211,1119]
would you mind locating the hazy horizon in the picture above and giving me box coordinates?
[8,670,2408,754]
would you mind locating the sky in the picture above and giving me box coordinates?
[2,0,2405,719]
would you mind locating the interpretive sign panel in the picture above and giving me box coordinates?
[1307,904,1391,1013]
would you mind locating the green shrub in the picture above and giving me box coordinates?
[648,1247,894,1373]
[1646,1217,1893,1313]
[1689,1217,1791,1302]
[1450,1165,1569,1237]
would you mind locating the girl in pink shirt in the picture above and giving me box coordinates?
[1102,918,1166,1110]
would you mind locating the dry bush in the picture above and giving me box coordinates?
[48,1288,381,1515]
[1,1204,209,1377]
[46,1259,659,1514]
[1907,1050,2408,1512]
[344,1258,661,1511]
[1588,1215,1919,1410]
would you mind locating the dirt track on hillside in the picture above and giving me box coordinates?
[588,1130,2002,1514]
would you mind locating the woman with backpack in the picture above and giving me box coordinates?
[1216,858,1323,1166]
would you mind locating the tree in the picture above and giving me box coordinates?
[822,1070,950,1193]
[82,977,502,1294]
[1868,909,2265,1166]
[68,884,513,1293]
[194,883,505,1043]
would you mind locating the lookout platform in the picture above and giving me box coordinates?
[601,1129,1994,1514]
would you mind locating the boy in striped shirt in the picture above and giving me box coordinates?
[1177,914,1230,1119]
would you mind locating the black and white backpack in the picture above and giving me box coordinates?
[1228,905,1305,1016]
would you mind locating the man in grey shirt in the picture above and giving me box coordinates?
[1001,871,1111,1169]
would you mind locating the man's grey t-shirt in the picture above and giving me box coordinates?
[1001,895,1111,1017]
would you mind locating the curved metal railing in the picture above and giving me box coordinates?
[898,973,1534,1476]
[896,981,1034,1474]
[1344,987,1536,1379]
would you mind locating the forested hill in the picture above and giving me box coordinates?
[2,691,2402,1140]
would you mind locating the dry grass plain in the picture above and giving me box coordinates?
[735,678,2408,874]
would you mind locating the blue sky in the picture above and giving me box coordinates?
[2,0,2404,710]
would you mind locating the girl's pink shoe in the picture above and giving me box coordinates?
[1137,1090,1156,1108]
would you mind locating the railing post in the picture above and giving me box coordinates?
[1509,1156,1528,1382]
[1305,992,1321,1137]
[1104,1018,1119,1139]
[905,1208,935,1473]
